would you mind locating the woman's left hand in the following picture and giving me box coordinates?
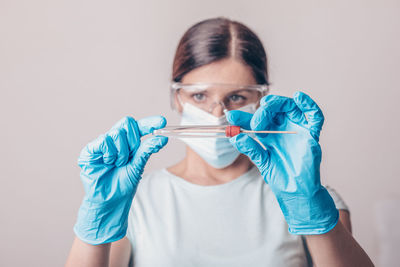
[227,91,339,235]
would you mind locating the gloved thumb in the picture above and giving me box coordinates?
[229,133,270,176]
[126,136,168,186]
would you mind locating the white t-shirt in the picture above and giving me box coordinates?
[126,167,348,267]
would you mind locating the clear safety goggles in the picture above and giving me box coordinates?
[170,82,269,113]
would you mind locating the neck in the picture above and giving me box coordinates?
[167,146,254,186]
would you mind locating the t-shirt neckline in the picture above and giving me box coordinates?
[161,165,260,192]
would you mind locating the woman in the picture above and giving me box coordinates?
[66,18,374,266]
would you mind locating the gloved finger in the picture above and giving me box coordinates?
[225,110,253,130]
[293,91,324,140]
[250,106,274,131]
[229,133,270,175]
[110,116,141,156]
[78,134,117,165]
[137,116,167,136]
[260,94,296,110]
[108,128,130,167]
[257,95,307,127]
[251,95,295,130]
[127,136,169,186]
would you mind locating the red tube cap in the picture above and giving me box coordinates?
[225,125,241,137]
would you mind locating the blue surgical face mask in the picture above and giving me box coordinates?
[179,103,256,169]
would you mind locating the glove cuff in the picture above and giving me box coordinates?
[74,197,133,245]
[276,186,339,235]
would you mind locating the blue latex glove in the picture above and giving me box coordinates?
[226,92,338,235]
[74,116,168,245]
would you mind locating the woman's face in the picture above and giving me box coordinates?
[177,58,258,117]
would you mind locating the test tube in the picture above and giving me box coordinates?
[152,125,227,138]
[152,125,296,138]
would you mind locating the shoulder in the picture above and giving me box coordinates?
[135,168,171,194]
[141,169,169,183]
[126,169,170,242]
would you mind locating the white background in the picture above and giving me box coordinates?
[1,0,399,266]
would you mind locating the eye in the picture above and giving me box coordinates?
[192,93,207,102]
[229,94,246,103]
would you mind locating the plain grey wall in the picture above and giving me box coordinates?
[1,0,399,266]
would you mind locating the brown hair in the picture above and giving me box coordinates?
[172,17,269,85]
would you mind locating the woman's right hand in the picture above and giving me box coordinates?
[74,116,168,245]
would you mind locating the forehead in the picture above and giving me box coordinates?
[181,58,257,85]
